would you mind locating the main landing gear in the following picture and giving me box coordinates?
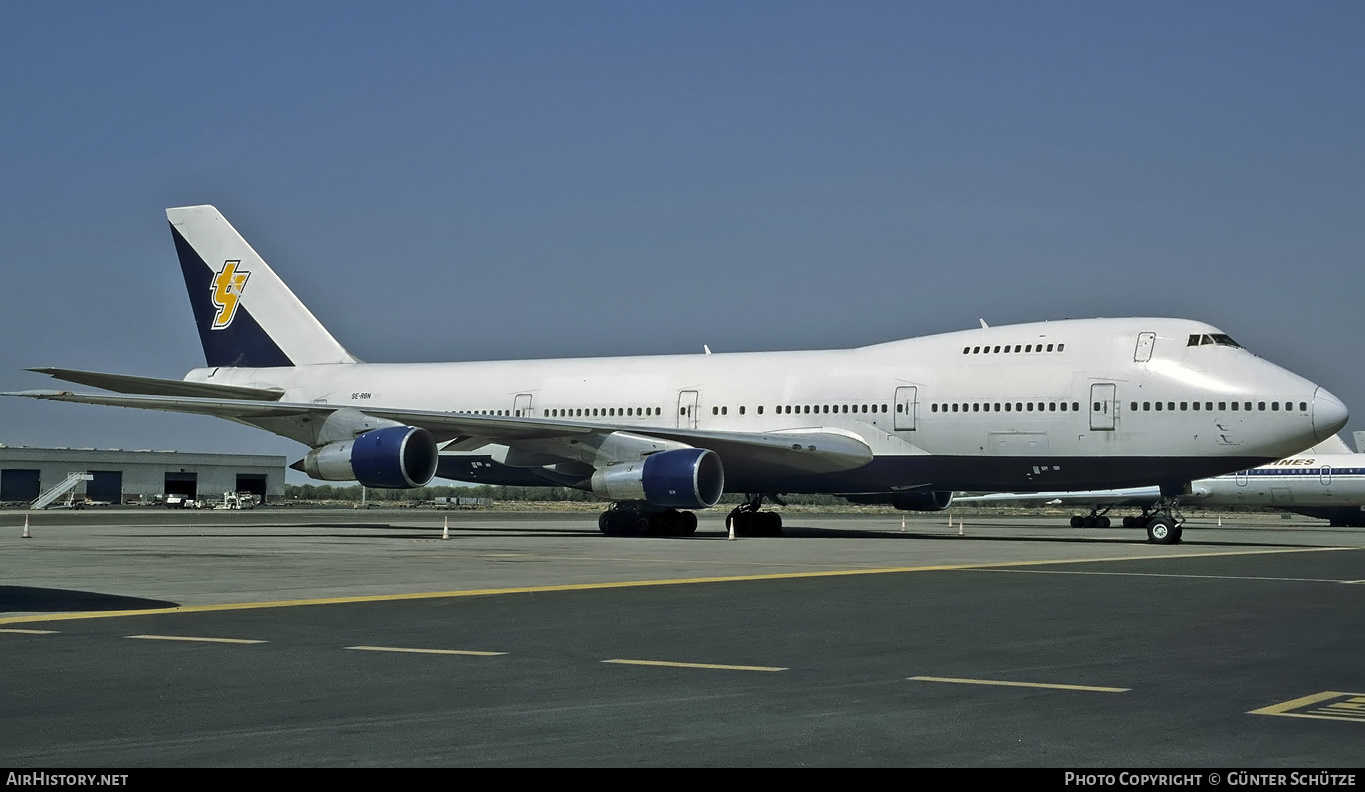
[1142,514,1181,545]
[1122,501,1185,545]
[1069,507,1112,528]
[726,494,784,537]
[598,502,698,537]
[1068,502,1184,544]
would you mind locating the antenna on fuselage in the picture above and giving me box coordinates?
[979,319,989,329]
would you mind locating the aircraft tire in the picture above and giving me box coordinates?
[1098,516,1110,528]
[1146,517,1178,545]
[1070,516,1084,528]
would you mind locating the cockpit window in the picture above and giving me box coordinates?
[1188,333,1243,348]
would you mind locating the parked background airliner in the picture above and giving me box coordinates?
[956,433,1365,531]
[6,206,1348,543]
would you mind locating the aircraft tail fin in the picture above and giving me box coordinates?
[167,205,358,368]
[1306,434,1353,454]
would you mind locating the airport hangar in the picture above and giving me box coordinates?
[0,445,286,506]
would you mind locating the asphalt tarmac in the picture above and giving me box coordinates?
[2,507,1362,767]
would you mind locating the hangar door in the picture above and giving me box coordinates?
[236,474,268,504]
[1,469,40,502]
[164,472,198,499]
[88,471,122,504]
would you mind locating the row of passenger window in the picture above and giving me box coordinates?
[932,401,1079,413]
[704,404,892,416]
[963,342,1065,355]
[1238,467,1365,476]
[1131,400,1307,412]
[546,407,663,418]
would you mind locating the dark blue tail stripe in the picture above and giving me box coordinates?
[171,224,293,368]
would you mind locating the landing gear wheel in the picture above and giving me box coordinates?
[1146,516,1179,545]
[600,506,700,537]
[726,494,784,537]
[1070,515,1084,528]
[597,507,643,536]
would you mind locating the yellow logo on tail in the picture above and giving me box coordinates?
[210,260,250,330]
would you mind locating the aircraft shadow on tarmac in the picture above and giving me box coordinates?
[0,586,179,613]
[357,520,1324,549]
[100,521,1328,549]
[753,523,1319,549]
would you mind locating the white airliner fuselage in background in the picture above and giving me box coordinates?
[7,205,1348,543]
[958,437,1365,529]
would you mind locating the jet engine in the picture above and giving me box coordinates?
[300,426,438,488]
[590,448,725,509]
[844,491,955,511]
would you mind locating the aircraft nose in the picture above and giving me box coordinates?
[1312,387,1349,442]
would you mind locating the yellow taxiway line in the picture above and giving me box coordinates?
[1,545,1355,627]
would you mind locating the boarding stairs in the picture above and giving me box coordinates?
[31,472,93,510]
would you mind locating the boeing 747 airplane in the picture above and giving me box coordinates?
[6,206,1348,542]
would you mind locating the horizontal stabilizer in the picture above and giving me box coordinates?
[29,368,284,401]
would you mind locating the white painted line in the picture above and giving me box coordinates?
[126,634,266,644]
[604,658,787,672]
[346,645,506,656]
[909,675,1129,692]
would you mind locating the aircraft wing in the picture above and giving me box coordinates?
[4,389,872,475]
[955,485,1211,508]
[954,487,1164,508]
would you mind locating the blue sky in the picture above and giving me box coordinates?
[2,2,1362,479]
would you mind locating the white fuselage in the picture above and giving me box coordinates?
[187,316,1345,495]
[1200,453,1365,508]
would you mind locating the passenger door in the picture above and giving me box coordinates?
[677,390,700,429]
[1134,332,1156,363]
[1089,383,1116,431]
[893,386,916,431]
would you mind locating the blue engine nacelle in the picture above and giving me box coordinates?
[590,448,725,509]
[301,426,439,488]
